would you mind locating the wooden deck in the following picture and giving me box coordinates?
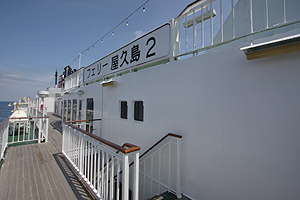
[0,114,93,200]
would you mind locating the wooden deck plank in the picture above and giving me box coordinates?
[23,145,33,200]
[0,147,9,197]
[0,114,88,200]
[8,147,20,200]
[39,143,57,191]
[43,146,74,199]
[32,136,60,200]
[31,144,47,200]
[0,147,15,199]
[40,142,69,200]
[43,116,78,199]
[16,146,25,200]
[26,144,40,200]
[52,188,63,200]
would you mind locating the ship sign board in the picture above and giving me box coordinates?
[84,23,170,83]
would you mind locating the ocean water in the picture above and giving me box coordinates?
[0,101,13,123]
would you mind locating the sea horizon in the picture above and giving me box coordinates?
[0,101,14,123]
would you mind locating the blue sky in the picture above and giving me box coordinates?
[0,0,193,101]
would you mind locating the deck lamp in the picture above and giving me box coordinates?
[101,79,117,87]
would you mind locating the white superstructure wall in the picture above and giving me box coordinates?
[99,39,300,199]
[58,0,300,197]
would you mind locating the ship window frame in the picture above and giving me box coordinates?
[67,100,71,121]
[72,99,77,121]
[78,99,82,120]
[63,100,67,121]
[133,100,144,122]
[61,101,64,116]
[86,98,94,132]
[86,98,94,120]
[120,101,128,119]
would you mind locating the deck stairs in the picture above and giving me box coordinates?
[148,191,191,200]
[148,191,178,200]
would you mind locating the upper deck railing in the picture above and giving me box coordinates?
[0,115,49,163]
[0,98,50,159]
[9,116,49,144]
[63,0,300,90]
[173,0,300,58]
[0,119,9,160]
[64,68,84,90]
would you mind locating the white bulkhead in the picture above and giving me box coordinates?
[58,0,300,199]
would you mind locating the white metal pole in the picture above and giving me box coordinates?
[265,0,269,29]
[193,10,196,51]
[78,53,81,69]
[220,0,224,42]
[250,0,253,34]
[122,154,129,200]
[176,138,182,198]
[232,0,235,38]
[201,5,204,48]
[282,0,286,23]
[210,0,213,45]
[117,158,120,200]
[185,14,188,53]
[45,118,49,142]
[38,118,41,143]
[133,152,139,200]
[110,155,114,200]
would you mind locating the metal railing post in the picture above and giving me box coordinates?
[133,152,139,200]
[38,118,41,143]
[62,125,65,153]
[122,154,129,200]
[63,121,140,199]
[0,120,9,160]
[176,137,182,198]
[45,118,49,142]
[79,134,84,175]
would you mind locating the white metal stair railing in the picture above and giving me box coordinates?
[62,122,140,200]
[130,133,182,200]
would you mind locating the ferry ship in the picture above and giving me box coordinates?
[1,0,300,199]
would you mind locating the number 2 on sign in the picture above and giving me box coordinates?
[146,37,156,58]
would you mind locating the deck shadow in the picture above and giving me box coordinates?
[53,153,95,200]
[50,120,62,133]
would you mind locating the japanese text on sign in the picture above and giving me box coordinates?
[84,23,170,83]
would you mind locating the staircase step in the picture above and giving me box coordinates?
[149,191,177,200]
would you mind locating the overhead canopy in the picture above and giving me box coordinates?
[241,34,300,60]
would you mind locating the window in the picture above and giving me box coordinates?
[67,100,71,121]
[72,99,77,121]
[61,101,63,116]
[55,101,59,114]
[120,101,128,119]
[63,100,67,121]
[86,98,94,132]
[134,101,144,121]
[78,100,82,120]
[86,98,94,120]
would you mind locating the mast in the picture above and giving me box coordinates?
[55,70,58,88]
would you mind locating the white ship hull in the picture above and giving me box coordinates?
[51,0,300,199]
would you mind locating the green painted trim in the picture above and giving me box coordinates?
[133,59,169,72]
